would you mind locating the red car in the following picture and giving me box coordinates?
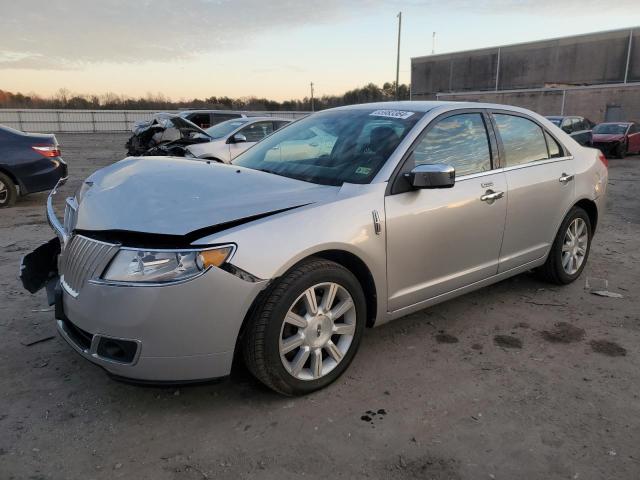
[591,121,640,158]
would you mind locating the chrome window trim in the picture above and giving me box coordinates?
[498,155,573,174]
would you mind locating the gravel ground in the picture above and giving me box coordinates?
[1,133,639,480]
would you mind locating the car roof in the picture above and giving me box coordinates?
[179,110,247,115]
[597,121,632,125]
[329,100,550,116]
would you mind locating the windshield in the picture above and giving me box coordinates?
[593,123,629,135]
[233,108,423,186]
[547,118,562,126]
[205,119,249,139]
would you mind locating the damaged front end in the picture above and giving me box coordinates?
[19,177,71,308]
[125,113,212,157]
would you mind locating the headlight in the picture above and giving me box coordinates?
[101,245,234,284]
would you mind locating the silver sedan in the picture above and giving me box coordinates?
[22,101,608,395]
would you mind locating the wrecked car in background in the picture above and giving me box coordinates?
[125,113,211,156]
[591,121,640,158]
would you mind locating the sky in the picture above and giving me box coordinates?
[1,0,639,101]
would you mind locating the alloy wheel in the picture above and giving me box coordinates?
[279,282,356,381]
[0,180,7,204]
[561,218,588,275]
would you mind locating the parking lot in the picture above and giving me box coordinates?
[1,133,639,479]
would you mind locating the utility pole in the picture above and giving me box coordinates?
[432,32,436,55]
[395,11,402,100]
[310,82,315,112]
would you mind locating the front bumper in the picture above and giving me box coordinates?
[21,156,67,195]
[58,266,266,381]
[33,184,268,382]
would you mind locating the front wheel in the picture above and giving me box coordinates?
[0,172,17,208]
[537,206,592,284]
[242,258,366,395]
[615,142,627,159]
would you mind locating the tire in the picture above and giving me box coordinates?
[536,206,592,285]
[0,172,17,208]
[615,142,627,159]
[242,257,366,396]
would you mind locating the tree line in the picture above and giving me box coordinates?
[0,82,410,111]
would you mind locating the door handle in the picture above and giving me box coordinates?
[480,190,504,203]
[559,173,574,184]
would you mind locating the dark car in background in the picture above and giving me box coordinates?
[0,125,66,208]
[546,116,594,146]
[591,121,640,158]
[178,110,248,129]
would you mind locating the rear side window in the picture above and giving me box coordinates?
[494,114,549,166]
[412,113,491,177]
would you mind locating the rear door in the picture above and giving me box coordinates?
[385,110,507,311]
[490,111,576,272]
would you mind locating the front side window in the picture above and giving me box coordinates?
[240,121,274,142]
[411,113,491,177]
[233,109,423,186]
[494,114,549,167]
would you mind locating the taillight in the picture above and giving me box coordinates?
[597,150,608,168]
[32,144,61,158]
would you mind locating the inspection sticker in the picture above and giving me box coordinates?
[369,109,415,120]
[355,166,372,175]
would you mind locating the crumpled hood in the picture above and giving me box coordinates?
[75,157,337,237]
[592,133,625,143]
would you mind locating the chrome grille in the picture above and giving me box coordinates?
[59,235,119,297]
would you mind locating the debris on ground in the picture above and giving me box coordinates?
[541,322,586,344]
[585,278,624,298]
[20,335,55,347]
[590,290,624,298]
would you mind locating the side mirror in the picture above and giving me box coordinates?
[232,133,247,143]
[404,164,455,189]
[561,125,571,133]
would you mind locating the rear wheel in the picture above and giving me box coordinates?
[0,172,17,208]
[537,207,592,284]
[242,258,366,395]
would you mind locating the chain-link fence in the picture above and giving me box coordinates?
[0,109,310,133]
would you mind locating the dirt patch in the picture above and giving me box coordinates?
[541,322,586,344]
[590,340,627,357]
[435,333,459,344]
[494,335,523,349]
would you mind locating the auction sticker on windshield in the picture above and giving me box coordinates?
[369,110,415,120]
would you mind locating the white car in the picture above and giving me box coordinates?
[186,117,290,163]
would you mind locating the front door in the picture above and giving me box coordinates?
[385,111,507,312]
[229,121,274,161]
